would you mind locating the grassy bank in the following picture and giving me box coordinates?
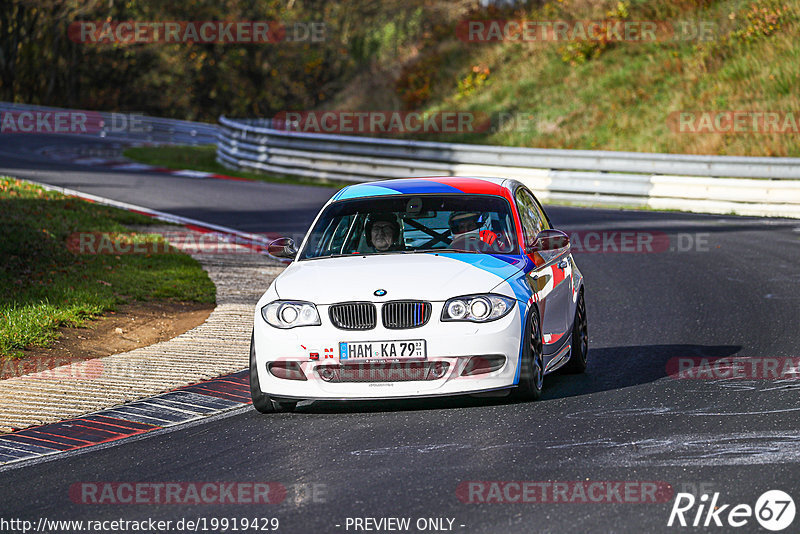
[126,0,800,183]
[0,177,215,358]
[331,0,800,156]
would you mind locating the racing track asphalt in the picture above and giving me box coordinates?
[1,133,799,533]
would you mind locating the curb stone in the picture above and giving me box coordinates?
[0,226,285,434]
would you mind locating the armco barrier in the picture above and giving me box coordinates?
[0,101,217,145]
[3,102,798,218]
[216,115,800,218]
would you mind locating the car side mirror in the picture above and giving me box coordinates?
[267,237,298,260]
[527,229,570,253]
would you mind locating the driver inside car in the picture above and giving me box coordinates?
[449,211,501,252]
[365,213,403,252]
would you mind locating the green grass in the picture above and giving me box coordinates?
[129,2,800,181]
[333,0,800,157]
[123,145,347,188]
[0,177,215,358]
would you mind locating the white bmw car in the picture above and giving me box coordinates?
[250,177,587,412]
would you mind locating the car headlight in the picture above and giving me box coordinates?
[441,294,515,322]
[261,300,321,329]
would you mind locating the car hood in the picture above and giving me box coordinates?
[274,253,524,304]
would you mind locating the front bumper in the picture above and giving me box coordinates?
[252,302,523,400]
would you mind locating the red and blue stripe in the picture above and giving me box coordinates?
[332,177,507,201]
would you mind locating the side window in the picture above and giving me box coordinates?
[532,196,551,230]
[316,215,354,255]
[515,188,544,247]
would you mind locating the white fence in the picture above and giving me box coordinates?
[216,115,800,218]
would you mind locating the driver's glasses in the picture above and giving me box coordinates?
[372,221,394,237]
[454,220,478,233]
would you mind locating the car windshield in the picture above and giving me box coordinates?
[299,194,518,260]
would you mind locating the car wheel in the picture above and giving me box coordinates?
[561,289,588,374]
[513,307,544,401]
[250,332,299,413]
[249,331,276,413]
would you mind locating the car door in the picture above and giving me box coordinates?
[514,187,572,354]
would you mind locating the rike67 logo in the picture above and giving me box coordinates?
[668,490,795,531]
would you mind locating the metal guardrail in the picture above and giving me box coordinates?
[216,115,800,218]
[0,101,218,145]
[3,102,797,217]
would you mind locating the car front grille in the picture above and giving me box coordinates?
[329,302,377,330]
[381,301,431,329]
[316,362,448,383]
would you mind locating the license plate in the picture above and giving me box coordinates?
[339,340,426,360]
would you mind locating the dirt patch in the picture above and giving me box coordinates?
[1,301,213,380]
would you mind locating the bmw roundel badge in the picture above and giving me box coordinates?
[374,289,387,297]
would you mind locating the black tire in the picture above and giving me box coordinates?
[561,289,588,374]
[250,332,299,413]
[249,331,276,413]
[513,307,544,401]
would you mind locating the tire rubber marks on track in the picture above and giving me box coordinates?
[37,144,252,182]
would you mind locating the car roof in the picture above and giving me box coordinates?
[331,176,513,202]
